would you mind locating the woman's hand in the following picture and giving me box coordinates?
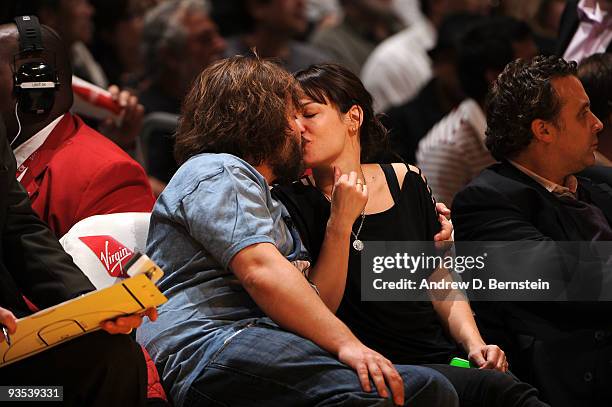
[328,167,368,232]
[434,202,453,242]
[100,307,158,335]
[468,343,508,372]
[337,340,404,406]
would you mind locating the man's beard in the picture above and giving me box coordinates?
[270,134,304,185]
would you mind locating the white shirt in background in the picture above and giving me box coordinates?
[361,19,435,113]
[416,99,496,206]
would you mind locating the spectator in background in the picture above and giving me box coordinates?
[381,13,481,164]
[578,53,612,182]
[24,0,106,88]
[417,17,537,206]
[452,55,612,407]
[6,0,147,153]
[362,0,489,113]
[502,0,566,55]
[210,0,250,37]
[310,0,404,74]
[392,0,425,26]
[89,0,151,88]
[224,0,330,73]
[305,0,341,37]
[558,0,612,62]
[139,0,226,192]
[0,21,154,238]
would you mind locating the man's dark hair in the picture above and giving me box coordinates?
[457,16,532,103]
[295,63,388,163]
[485,55,577,161]
[174,55,302,165]
[578,53,612,127]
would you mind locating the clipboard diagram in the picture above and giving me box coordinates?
[0,254,168,367]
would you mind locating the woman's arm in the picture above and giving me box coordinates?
[308,169,367,312]
[406,162,507,372]
[430,270,507,372]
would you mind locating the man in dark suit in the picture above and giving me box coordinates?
[557,0,612,61]
[453,55,612,407]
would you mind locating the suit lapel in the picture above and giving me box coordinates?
[498,161,581,239]
[581,178,612,223]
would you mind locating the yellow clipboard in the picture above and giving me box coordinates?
[0,253,167,367]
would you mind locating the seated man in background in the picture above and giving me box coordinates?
[139,0,226,193]
[310,0,403,74]
[137,55,459,407]
[453,55,612,407]
[0,19,154,238]
[223,0,330,72]
[0,117,154,406]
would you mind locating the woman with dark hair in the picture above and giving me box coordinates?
[138,56,465,406]
[273,63,550,407]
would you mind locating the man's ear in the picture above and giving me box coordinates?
[530,118,555,143]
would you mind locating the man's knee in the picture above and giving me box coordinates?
[397,365,459,407]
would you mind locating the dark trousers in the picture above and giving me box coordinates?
[0,330,148,407]
[425,364,549,407]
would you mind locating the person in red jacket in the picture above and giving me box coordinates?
[0,19,154,238]
[0,18,166,406]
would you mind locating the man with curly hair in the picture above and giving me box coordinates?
[453,55,612,407]
[137,55,459,407]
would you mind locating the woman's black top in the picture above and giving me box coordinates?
[273,164,459,364]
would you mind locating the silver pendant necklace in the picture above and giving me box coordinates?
[351,212,366,251]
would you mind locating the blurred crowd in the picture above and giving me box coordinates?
[0,0,579,197]
[1,1,612,406]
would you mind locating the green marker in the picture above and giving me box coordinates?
[449,357,475,368]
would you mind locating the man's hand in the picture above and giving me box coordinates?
[0,307,17,341]
[100,307,158,335]
[337,341,404,405]
[99,85,145,150]
[468,343,508,372]
[434,202,453,242]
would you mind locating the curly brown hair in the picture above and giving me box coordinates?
[485,55,577,161]
[174,55,302,165]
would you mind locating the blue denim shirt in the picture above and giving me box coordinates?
[136,153,306,405]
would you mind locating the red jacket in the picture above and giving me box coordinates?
[17,113,155,237]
